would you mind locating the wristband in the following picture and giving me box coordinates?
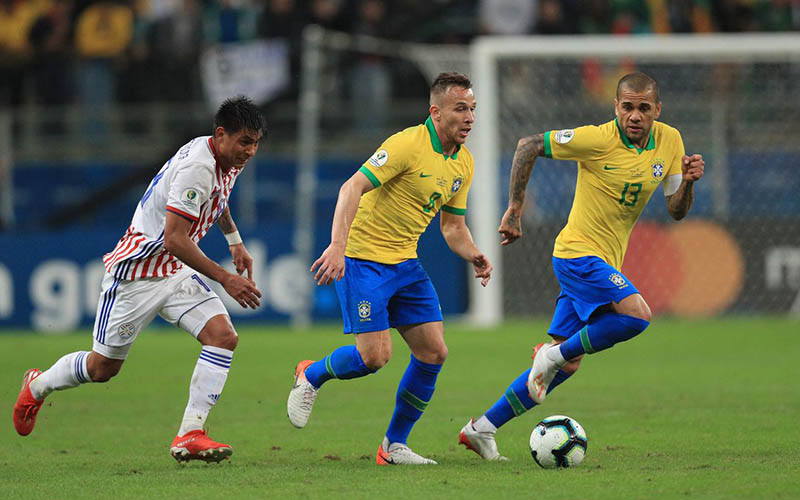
[224,231,243,246]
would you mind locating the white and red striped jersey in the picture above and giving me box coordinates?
[103,136,241,280]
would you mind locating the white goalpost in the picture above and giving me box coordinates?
[468,33,800,326]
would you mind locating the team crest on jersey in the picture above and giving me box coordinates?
[368,149,389,168]
[118,322,136,339]
[451,176,464,193]
[358,300,372,321]
[609,273,627,288]
[554,129,575,144]
[651,159,665,179]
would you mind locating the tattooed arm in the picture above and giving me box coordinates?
[498,133,545,245]
[216,206,237,235]
[666,154,704,221]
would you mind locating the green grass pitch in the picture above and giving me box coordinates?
[1,317,798,499]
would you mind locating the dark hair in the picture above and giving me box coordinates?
[616,72,660,102]
[214,96,267,136]
[430,72,472,98]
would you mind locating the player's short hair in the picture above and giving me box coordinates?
[214,96,267,136]
[430,72,472,104]
[616,72,660,103]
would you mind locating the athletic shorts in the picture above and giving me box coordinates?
[92,266,228,360]
[547,256,639,338]
[334,257,442,334]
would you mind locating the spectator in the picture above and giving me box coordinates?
[0,0,51,109]
[29,0,75,133]
[74,0,134,142]
[306,0,349,32]
[29,0,74,104]
[258,0,302,40]
[204,0,259,43]
[478,0,538,35]
[535,0,571,34]
[349,0,392,133]
[148,0,205,101]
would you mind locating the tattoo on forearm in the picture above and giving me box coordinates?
[668,182,694,220]
[216,207,236,233]
[509,134,544,206]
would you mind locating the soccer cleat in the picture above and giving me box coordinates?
[527,343,565,404]
[376,438,437,465]
[13,368,44,436]
[287,360,318,429]
[170,430,232,463]
[458,418,508,461]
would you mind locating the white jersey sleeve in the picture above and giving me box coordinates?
[165,162,215,222]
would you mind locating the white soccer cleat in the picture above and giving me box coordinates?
[458,418,508,461]
[287,360,318,429]
[376,438,437,465]
[527,343,565,404]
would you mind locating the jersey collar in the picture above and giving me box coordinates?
[615,118,655,154]
[425,116,460,160]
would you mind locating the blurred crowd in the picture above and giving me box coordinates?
[0,0,798,111]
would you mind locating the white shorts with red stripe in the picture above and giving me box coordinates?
[91,266,229,360]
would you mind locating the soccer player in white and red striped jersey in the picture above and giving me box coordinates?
[12,96,266,463]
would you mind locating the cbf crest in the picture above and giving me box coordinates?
[358,300,372,322]
[608,273,627,289]
[651,159,665,180]
[451,175,464,193]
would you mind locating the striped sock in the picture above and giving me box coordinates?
[178,346,232,436]
[559,313,650,360]
[304,345,374,389]
[29,351,92,400]
[484,368,572,429]
[385,355,442,445]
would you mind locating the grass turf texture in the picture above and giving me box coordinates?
[1,317,798,499]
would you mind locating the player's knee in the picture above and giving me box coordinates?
[562,355,583,375]
[202,326,238,351]
[429,345,448,365]
[89,359,123,383]
[360,346,391,371]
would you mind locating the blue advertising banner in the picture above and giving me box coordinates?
[0,221,467,332]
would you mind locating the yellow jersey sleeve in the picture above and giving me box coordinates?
[358,131,419,187]
[544,125,612,163]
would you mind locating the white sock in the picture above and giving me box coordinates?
[177,346,232,436]
[473,415,497,433]
[29,351,92,400]
[547,343,567,364]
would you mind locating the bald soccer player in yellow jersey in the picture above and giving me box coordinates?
[287,72,493,465]
[459,72,705,461]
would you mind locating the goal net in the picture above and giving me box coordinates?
[469,34,800,326]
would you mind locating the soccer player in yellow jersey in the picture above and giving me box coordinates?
[287,72,493,465]
[459,72,705,461]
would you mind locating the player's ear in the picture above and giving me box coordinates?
[429,104,440,121]
[214,126,226,139]
[654,102,662,119]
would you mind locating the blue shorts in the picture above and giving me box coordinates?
[334,257,443,334]
[547,256,639,338]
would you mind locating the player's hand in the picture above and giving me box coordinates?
[222,273,262,309]
[498,208,523,245]
[310,243,345,286]
[682,154,704,182]
[471,253,493,287]
[229,243,254,283]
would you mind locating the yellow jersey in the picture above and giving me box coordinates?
[346,116,474,264]
[544,119,685,269]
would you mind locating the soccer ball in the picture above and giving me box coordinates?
[529,415,588,469]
